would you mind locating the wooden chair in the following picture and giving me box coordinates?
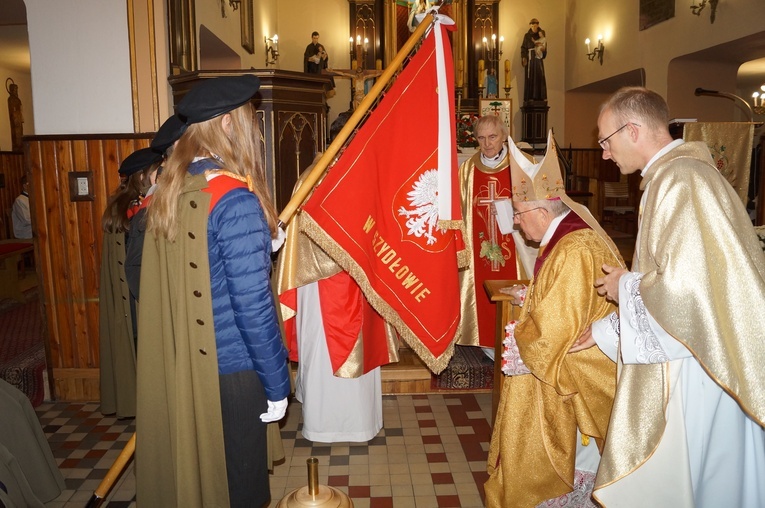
[600,176,637,234]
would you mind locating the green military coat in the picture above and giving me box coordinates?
[135,174,229,508]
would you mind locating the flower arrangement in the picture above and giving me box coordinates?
[501,320,530,376]
[456,113,479,148]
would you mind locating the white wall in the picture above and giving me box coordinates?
[26,0,133,135]
[498,0,565,143]
[565,0,765,95]
[562,0,765,146]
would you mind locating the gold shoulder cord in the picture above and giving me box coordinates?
[204,169,255,192]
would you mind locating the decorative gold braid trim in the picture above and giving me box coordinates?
[300,214,456,374]
[280,305,296,323]
[456,248,471,269]
[437,219,464,230]
[204,169,255,192]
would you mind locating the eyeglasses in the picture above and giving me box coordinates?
[513,207,544,221]
[598,122,640,150]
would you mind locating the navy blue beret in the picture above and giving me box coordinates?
[151,114,186,155]
[118,147,163,176]
[177,75,260,125]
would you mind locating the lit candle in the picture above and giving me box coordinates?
[482,37,488,59]
[364,37,369,49]
[357,35,361,46]
[585,38,591,54]
[499,36,504,54]
[349,37,354,54]
[504,59,511,88]
[491,34,496,50]
[754,92,760,108]
[457,59,463,88]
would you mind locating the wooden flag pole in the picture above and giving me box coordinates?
[84,433,136,508]
[277,12,435,228]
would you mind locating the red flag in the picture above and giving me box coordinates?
[301,19,461,373]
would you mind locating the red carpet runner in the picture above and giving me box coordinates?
[0,296,45,406]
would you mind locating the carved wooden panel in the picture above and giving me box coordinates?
[276,111,320,210]
[471,1,500,101]
[349,0,383,71]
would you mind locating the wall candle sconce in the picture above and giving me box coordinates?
[691,0,719,23]
[752,85,765,115]
[585,35,604,65]
[265,34,279,66]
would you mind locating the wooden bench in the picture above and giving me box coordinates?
[0,240,36,302]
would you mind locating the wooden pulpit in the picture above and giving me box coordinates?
[484,279,529,425]
[168,69,333,211]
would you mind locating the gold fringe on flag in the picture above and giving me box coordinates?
[300,213,456,374]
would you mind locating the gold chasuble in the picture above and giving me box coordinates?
[485,132,623,508]
[457,151,521,348]
[485,229,620,508]
[594,142,765,501]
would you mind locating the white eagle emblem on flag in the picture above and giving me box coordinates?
[397,168,441,245]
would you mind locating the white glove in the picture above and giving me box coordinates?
[259,397,288,423]
[271,227,286,253]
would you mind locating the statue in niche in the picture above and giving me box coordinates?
[6,78,24,152]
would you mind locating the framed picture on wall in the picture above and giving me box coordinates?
[240,0,254,54]
[639,0,674,30]
[479,98,512,137]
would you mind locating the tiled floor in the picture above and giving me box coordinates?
[38,393,493,507]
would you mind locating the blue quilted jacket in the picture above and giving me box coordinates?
[189,159,290,401]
